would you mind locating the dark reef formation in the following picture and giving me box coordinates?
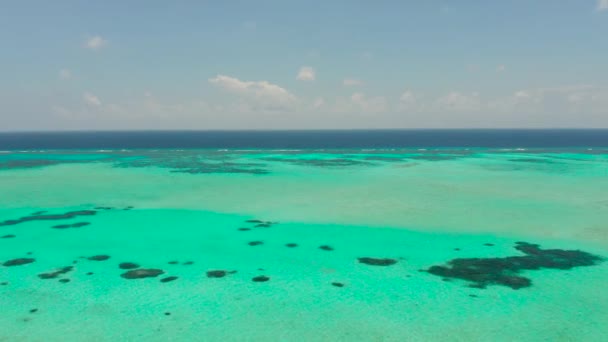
[252,275,270,282]
[119,262,140,270]
[121,269,165,279]
[206,270,236,278]
[425,242,604,290]
[3,258,36,267]
[38,266,73,279]
[160,276,178,283]
[0,210,96,226]
[52,222,91,229]
[358,257,398,266]
[87,255,110,261]
[206,270,227,278]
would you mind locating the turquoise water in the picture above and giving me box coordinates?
[1,149,607,341]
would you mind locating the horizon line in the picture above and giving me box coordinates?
[2,128,608,134]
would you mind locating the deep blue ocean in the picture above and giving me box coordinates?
[0,129,607,149]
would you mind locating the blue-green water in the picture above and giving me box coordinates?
[1,149,607,341]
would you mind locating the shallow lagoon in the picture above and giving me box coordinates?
[1,149,607,341]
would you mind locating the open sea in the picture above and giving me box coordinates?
[0,130,607,341]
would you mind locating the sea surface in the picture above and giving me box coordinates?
[0,130,607,341]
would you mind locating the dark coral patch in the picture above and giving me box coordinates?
[94,206,114,210]
[238,228,251,231]
[0,210,96,226]
[87,255,110,261]
[38,266,73,279]
[285,243,298,248]
[86,272,94,276]
[358,257,398,266]
[3,258,35,267]
[425,242,604,290]
[255,223,272,228]
[245,219,264,224]
[182,261,194,265]
[1,234,16,239]
[119,262,140,270]
[59,278,71,283]
[168,261,179,265]
[52,222,90,229]
[29,309,38,313]
[248,241,263,246]
[1,282,8,285]
[483,243,495,247]
[252,275,270,282]
[164,312,171,316]
[160,276,178,283]
[331,282,345,287]
[206,270,227,278]
[319,245,334,251]
[121,268,165,279]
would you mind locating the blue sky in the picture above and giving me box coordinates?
[1,0,607,130]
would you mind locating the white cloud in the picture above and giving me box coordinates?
[209,74,296,109]
[51,106,73,118]
[43,83,608,130]
[400,90,416,103]
[399,90,422,108]
[598,0,608,11]
[346,92,387,113]
[435,91,481,111]
[296,66,315,81]
[313,97,325,109]
[85,36,107,50]
[497,64,506,72]
[59,69,72,80]
[343,78,364,87]
[83,92,101,106]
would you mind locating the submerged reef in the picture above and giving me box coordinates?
[3,258,36,267]
[252,275,270,282]
[426,242,604,290]
[87,255,110,261]
[206,270,227,278]
[358,257,398,266]
[121,269,165,279]
[52,222,91,229]
[0,210,96,226]
[160,276,178,283]
[119,262,140,270]
[38,266,73,279]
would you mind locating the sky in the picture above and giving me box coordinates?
[1,0,607,131]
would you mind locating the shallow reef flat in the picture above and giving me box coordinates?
[0,149,608,340]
